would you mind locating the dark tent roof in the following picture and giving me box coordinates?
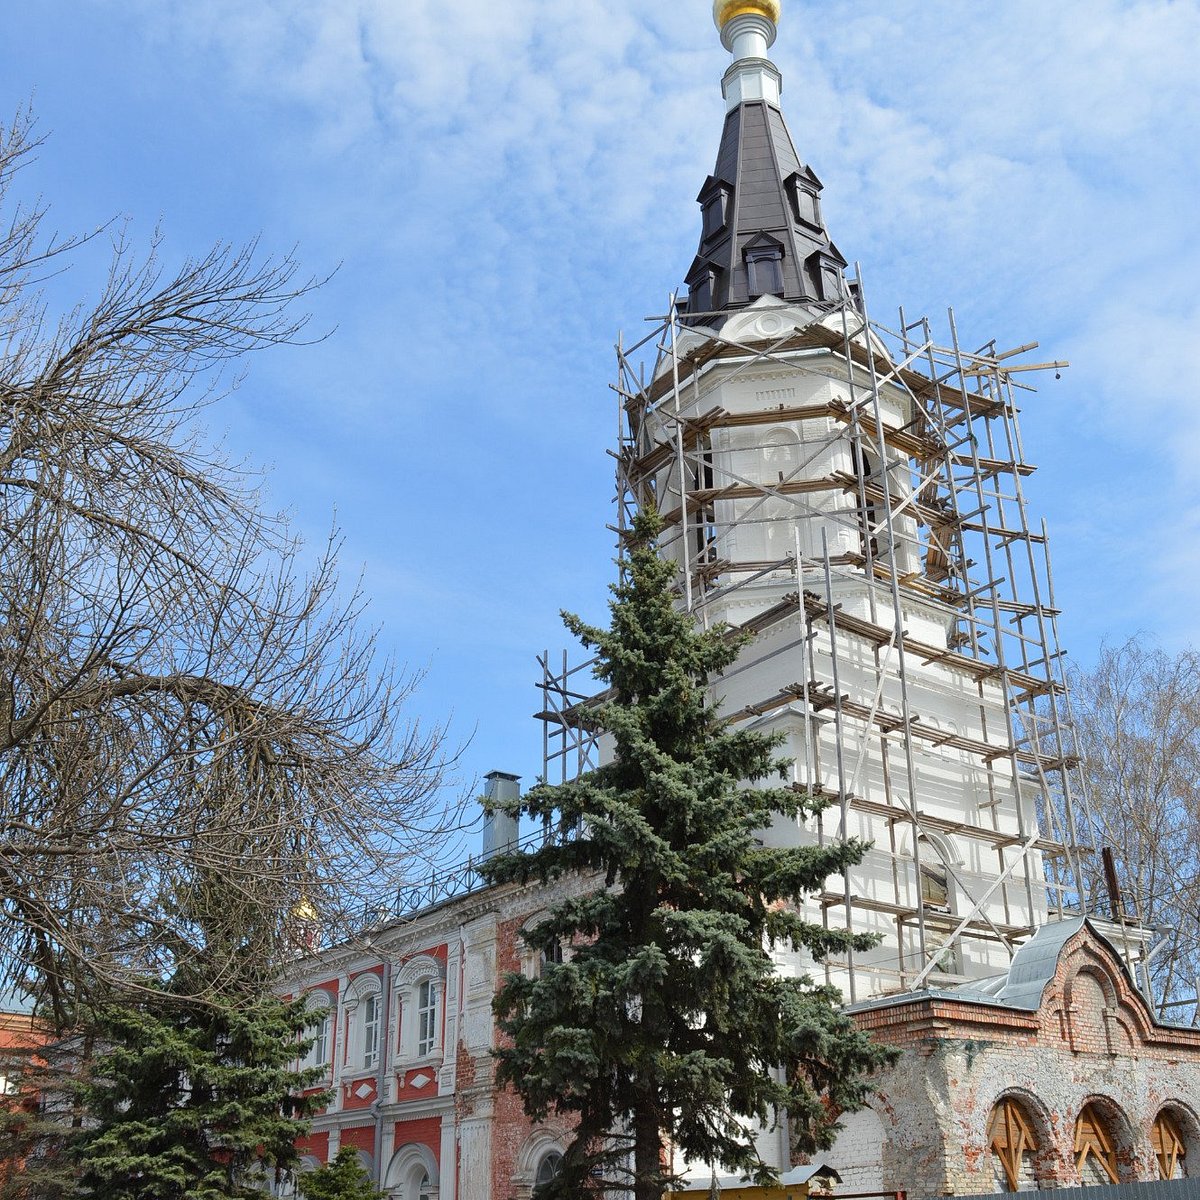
[684,98,847,320]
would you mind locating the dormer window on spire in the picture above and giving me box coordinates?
[785,169,823,232]
[807,245,848,302]
[687,262,722,316]
[743,234,785,299]
[699,178,734,245]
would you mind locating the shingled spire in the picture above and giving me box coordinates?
[684,1,848,320]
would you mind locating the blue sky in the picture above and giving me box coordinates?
[2,0,1198,841]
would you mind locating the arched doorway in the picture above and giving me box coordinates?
[384,1143,439,1200]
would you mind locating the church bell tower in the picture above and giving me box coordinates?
[545,0,1100,1006]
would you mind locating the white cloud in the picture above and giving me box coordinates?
[66,0,1200,767]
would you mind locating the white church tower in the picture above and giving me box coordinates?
[544,0,1098,1006]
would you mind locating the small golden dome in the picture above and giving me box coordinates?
[713,0,781,30]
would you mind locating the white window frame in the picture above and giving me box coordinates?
[300,990,333,1075]
[362,990,381,1070]
[384,1142,439,1200]
[416,978,438,1058]
[395,955,445,1065]
[344,974,383,1075]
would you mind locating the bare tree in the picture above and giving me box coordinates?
[0,110,458,1016]
[1070,634,1200,1018]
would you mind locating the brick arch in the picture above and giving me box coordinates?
[1075,1095,1138,1184]
[1063,963,1140,1056]
[826,1102,887,1193]
[1051,934,1156,1048]
[1152,1101,1200,1179]
[1067,964,1118,1011]
[986,1090,1056,1192]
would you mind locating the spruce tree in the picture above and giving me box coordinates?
[481,509,894,1200]
[296,1146,385,1200]
[66,978,326,1200]
[0,1035,74,1200]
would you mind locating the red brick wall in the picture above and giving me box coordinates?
[394,1114,441,1164]
[296,1129,329,1163]
[339,1125,375,1154]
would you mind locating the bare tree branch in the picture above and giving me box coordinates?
[1070,635,1200,1017]
[0,114,462,1017]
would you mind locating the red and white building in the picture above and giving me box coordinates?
[281,774,576,1200]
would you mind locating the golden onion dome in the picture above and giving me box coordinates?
[712,0,781,30]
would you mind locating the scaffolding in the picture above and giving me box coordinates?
[539,272,1103,1000]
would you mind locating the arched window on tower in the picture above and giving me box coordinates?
[692,437,717,565]
[988,1097,1039,1192]
[761,428,801,566]
[919,857,950,912]
[850,444,880,562]
[916,834,961,976]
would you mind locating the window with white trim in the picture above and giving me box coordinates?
[344,975,382,1073]
[386,1145,438,1200]
[535,1150,563,1186]
[362,991,380,1070]
[299,990,333,1074]
[416,979,438,1058]
[395,955,445,1063]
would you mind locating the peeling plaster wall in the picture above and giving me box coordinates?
[844,926,1200,1199]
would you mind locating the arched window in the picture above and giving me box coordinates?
[537,938,564,977]
[850,443,880,560]
[535,1150,564,1187]
[915,835,961,975]
[1075,1102,1120,1185]
[416,979,438,1058]
[362,992,380,1069]
[345,975,382,1073]
[988,1097,1039,1192]
[384,1145,438,1200]
[919,858,950,911]
[395,956,445,1063]
[761,427,801,565]
[1153,1110,1188,1179]
[300,990,333,1074]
